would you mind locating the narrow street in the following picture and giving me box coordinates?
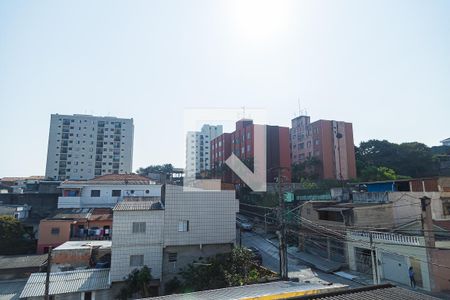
[240,230,363,288]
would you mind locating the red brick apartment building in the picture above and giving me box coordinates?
[211,119,291,186]
[290,115,357,180]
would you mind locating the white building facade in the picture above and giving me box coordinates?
[45,114,134,181]
[57,174,161,208]
[110,199,165,282]
[110,185,238,290]
[185,124,222,178]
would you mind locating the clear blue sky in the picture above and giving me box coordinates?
[0,0,449,177]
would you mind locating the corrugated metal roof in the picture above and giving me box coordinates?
[0,279,27,300]
[297,284,440,300]
[146,281,346,300]
[20,269,110,298]
[0,255,47,270]
[113,198,163,211]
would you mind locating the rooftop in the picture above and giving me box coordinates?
[20,269,110,298]
[146,281,347,300]
[53,240,112,251]
[0,254,47,270]
[0,176,45,182]
[0,279,27,300]
[296,284,440,299]
[113,197,163,211]
[61,173,156,186]
[49,208,113,221]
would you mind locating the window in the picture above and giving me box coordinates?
[112,190,121,197]
[443,199,450,215]
[130,255,144,267]
[51,227,60,235]
[132,222,146,233]
[168,252,177,262]
[90,190,100,197]
[178,220,189,232]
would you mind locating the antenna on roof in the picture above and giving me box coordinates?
[298,98,301,117]
[242,106,246,119]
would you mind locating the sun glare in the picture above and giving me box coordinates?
[228,0,293,41]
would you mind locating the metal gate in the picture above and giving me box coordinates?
[381,252,409,285]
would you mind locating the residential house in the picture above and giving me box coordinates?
[110,197,164,286]
[0,204,31,220]
[299,177,450,292]
[37,208,113,254]
[57,173,161,208]
[110,184,238,294]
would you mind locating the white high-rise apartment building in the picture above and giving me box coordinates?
[185,124,222,177]
[45,114,134,181]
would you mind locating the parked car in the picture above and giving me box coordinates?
[247,247,263,265]
[236,216,253,231]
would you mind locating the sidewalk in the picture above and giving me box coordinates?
[263,235,342,273]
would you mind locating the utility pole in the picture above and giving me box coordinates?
[277,167,289,280]
[44,247,52,300]
[369,232,378,285]
[420,196,435,291]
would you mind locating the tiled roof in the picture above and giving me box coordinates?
[113,198,163,211]
[61,173,155,185]
[20,269,110,298]
[297,284,440,300]
[0,255,47,270]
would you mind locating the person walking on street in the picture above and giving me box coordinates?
[409,266,416,288]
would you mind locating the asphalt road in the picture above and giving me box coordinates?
[240,230,363,288]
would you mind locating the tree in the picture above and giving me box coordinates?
[291,157,322,182]
[177,247,274,293]
[116,266,154,299]
[356,139,440,179]
[0,215,35,255]
[136,164,174,176]
[360,166,397,181]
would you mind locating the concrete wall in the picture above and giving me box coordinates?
[430,249,450,292]
[163,185,238,247]
[162,244,233,285]
[52,248,91,271]
[389,192,448,225]
[352,204,394,228]
[37,220,72,254]
[110,210,164,282]
[347,235,431,291]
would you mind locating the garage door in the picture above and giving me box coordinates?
[381,252,409,285]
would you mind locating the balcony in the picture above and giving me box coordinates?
[348,230,424,246]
